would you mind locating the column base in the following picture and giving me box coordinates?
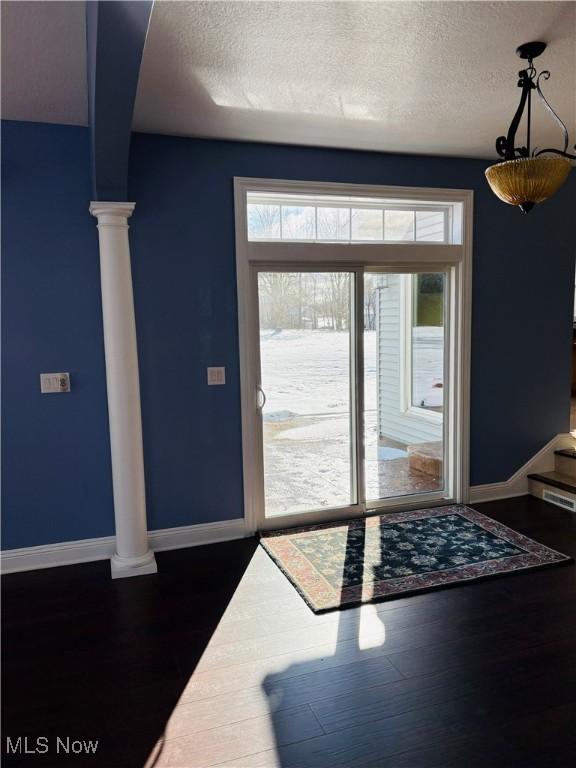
[110,549,158,579]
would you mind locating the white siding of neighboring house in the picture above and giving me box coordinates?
[376,276,443,446]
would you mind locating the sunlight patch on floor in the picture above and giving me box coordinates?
[144,546,391,767]
[358,603,387,649]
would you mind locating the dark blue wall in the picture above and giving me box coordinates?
[1,122,114,548]
[86,0,153,201]
[2,120,575,549]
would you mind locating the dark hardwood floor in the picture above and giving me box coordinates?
[2,496,576,767]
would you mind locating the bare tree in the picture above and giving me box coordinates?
[248,204,280,239]
[364,274,379,330]
[317,208,349,240]
[258,271,351,331]
[327,273,350,330]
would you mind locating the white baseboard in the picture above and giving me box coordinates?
[469,432,576,504]
[1,518,248,575]
[1,535,117,574]
[148,518,247,552]
[4,433,573,573]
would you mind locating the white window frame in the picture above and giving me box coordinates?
[234,177,473,534]
[399,274,444,424]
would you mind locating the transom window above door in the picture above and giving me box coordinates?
[235,178,472,533]
[246,191,462,244]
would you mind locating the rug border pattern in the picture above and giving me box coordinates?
[259,505,572,613]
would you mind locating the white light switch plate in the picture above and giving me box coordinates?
[40,372,70,393]
[207,367,226,386]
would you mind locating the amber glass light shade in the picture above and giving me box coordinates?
[485,156,572,212]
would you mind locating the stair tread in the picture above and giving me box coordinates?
[554,448,576,460]
[407,442,443,460]
[528,471,576,495]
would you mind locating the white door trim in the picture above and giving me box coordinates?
[234,178,473,534]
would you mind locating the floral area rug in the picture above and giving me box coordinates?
[260,505,572,612]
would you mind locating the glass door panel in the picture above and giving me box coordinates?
[258,271,356,519]
[364,272,446,504]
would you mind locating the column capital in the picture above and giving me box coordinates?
[89,201,136,222]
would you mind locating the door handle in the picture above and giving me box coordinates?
[257,385,267,410]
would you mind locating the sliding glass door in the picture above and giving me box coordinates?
[257,270,358,519]
[254,267,451,525]
[364,271,447,507]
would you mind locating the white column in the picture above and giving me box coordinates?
[90,202,157,578]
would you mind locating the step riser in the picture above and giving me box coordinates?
[407,441,443,479]
[408,454,442,479]
[555,455,576,479]
[529,479,576,509]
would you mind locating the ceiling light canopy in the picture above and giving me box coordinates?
[485,41,575,213]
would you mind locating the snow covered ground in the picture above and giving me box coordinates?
[259,329,443,517]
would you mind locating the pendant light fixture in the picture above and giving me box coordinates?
[485,42,575,213]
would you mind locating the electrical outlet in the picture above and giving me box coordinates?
[40,373,70,393]
[207,367,226,386]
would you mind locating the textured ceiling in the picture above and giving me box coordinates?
[1,1,88,126]
[2,1,575,159]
